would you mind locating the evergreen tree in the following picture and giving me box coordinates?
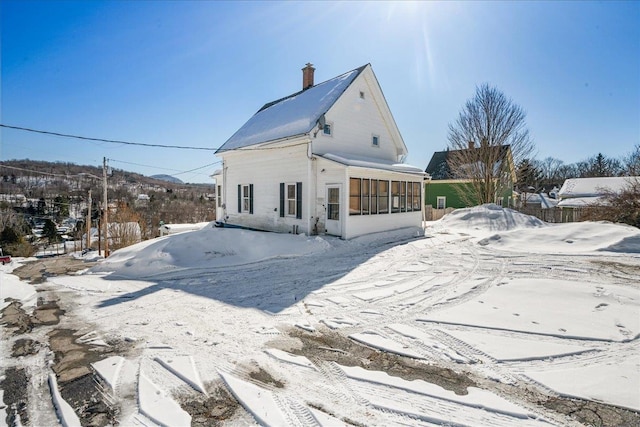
[43,219,60,244]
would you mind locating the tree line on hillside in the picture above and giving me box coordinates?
[0,159,216,256]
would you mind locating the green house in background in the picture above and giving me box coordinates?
[424,146,516,209]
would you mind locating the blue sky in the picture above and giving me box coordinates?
[1,1,638,183]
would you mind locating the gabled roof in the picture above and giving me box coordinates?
[216,65,368,153]
[425,145,512,180]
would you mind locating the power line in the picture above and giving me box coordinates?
[171,161,221,176]
[109,158,221,175]
[1,123,312,152]
[1,124,217,151]
[109,159,186,172]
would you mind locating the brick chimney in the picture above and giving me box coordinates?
[302,63,315,90]
[468,140,475,150]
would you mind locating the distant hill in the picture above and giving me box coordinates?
[0,159,217,233]
[150,174,184,184]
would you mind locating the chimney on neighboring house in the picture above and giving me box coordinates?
[302,63,315,90]
[468,140,475,150]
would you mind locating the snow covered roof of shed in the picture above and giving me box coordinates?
[558,177,637,198]
[216,65,367,153]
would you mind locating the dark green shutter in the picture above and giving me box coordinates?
[296,182,302,219]
[249,184,254,214]
[237,185,241,213]
[279,183,285,217]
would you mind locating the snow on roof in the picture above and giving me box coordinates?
[158,223,210,233]
[217,65,367,153]
[320,152,425,175]
[524,193,559,209]
[558,177,637,198]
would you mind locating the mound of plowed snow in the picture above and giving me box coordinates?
[90,225,331,278]
[437,204,546,233]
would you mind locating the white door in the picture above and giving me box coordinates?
[325,184,341,236]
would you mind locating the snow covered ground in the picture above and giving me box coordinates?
[2,204,639,426]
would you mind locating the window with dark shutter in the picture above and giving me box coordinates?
[249,184,254,214]
[279,183,285,217]
[296,182,302,219]
[237,184,241,213]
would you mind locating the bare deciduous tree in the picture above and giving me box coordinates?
[581,177,640,228]
[623,144,640,176]
[107,201,143,250]
[447,84,534,206]
[576,153,623,177]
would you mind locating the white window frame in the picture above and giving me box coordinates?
[371,134,380,148]
[217,185,222,208]
[436,196,446,209]
[322,122,333,137]
[497,196,504,207]
[286,183,297,217]
[242,184,250,212]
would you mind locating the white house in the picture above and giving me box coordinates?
[213,63,425,239]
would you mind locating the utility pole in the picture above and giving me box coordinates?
[103,157,109,257]
[86,189,91,249]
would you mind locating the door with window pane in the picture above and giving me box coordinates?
[325,184,341,237]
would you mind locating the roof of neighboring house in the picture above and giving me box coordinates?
[558,177,637,198]
[523,192,560,209]
[425,145,512,180]
[216,65,368,153]
[557,196,608,208]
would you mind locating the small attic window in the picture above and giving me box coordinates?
[359,91,365,99]
[372,135,380,147]
[323,123,332,136]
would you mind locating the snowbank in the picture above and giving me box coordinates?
[0,260,37,310]
[478,221,640,254]
[434,204,546,235]
[89,225,331,278]
[431,204,640,254]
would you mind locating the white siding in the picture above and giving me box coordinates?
[344,168,423,239]
[314,157,347,235]
[314,158,423,239]
[219,139,311,234]
[312,66,405,163]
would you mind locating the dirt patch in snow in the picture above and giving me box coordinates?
[48,328,107,382]
[287,327,476,396]
[1,300,33,334]
[59,373,119,427]
[0,367,29,426]
[248,366,285,389]
[12,256,96,284]
[177,384,239,427]
[592,259,640,277]
[543,396,640,427]
[1,297,65,335]
[11,338,40,357]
